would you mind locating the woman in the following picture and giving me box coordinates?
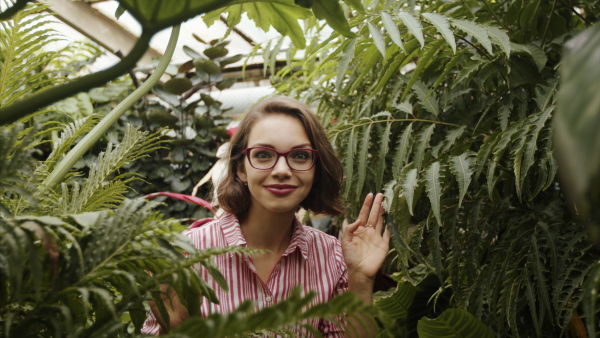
[142,97,389,336]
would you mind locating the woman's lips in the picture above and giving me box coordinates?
[264,185,297,195]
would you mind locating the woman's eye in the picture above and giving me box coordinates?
[255,151,272,158]
[291,151,310,160]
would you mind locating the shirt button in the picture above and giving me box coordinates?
[265,296,272,302]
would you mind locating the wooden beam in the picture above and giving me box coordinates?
[37,0,161,66]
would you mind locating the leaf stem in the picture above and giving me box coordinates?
[329,118,485,138]
[481,0,511,32]
[0,30,152,126]
[541,0,558,48]
[40,26,180,190]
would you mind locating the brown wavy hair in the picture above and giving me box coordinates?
[216,96,344,216]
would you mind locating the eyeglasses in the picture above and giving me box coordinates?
[243,147,319,171]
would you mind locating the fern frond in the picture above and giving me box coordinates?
[44,115,101,173]
[0,124,37,216]
[0,2,64,108]
[57,125,164,215]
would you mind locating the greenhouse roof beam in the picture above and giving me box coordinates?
[37,0,161,66]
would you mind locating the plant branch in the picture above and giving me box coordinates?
[0,0,29,20]
[329,118,486,138]
[40,26,180,190]
[481,0,510,32]
[541,0,560,48]
[0,30,153,126]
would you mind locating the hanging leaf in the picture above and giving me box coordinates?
[398,12,424,48]
[414,124,435,170]
[376,122,392,191]
[422,12,456,54]
[400,166,418,216]
[487,25,511,56]
[392,123,413,178]
[356,124,372,197]
[344,128,357,197]
[425,161,443,226]
[449,151,476,208]
[368,22,387,57]
[336,38,357,90]
[452,19,493,54]
[511,42,547,72]
[311,0,354,38]
[402,39,445,102]
[381,12,405,53]
[418,308,496,338]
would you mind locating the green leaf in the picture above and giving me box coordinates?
[336,38,357,90]
[425,161,443,226]
[422,12,456,54]
[381,12,405,53]
[487,25,511,56]
[414,124,435,170]
[398,12,424,48]
[164,77,192,95]
[118,0,238,33]
[402,39,445,102]
[374,282,416,322]
[311,0,354,38]
[203,45,228,59]
[412,81,439,116]
[400,166,418,216]
[449,151,476,209]
[418,308,495,338]
[211,1,312,48]
[368,22,386,57]
[452,19,493,54]
[392,123,413,178]
[344,128,357,197]
[356,124,372,197]
[341,0,365,13]
[511,42,547,72]
[376,122,392,191]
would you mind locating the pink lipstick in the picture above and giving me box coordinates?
[264,184,297,195]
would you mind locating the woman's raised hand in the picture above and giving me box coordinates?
[341,193,390,283]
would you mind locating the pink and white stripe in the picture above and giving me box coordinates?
[142,212,348,337]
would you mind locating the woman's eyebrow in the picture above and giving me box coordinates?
[250,143,313,149]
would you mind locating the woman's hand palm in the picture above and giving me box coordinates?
[341,193,390,280]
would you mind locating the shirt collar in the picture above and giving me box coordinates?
[219,212,309,261]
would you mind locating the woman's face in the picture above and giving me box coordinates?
[237,114,315,216]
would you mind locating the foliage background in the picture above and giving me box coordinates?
[271,0,600,336]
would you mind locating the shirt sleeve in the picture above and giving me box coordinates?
[319,242,349,337]
[140,310,160,335]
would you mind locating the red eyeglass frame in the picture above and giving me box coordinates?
[243,147,319,171]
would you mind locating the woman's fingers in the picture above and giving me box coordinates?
[357,192,374,226]
[366,193,384,229]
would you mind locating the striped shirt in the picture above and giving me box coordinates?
[141,212,348,336]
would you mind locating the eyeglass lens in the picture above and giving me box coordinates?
[248,148,315,170]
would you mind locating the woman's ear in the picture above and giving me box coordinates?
[237,163,247,183]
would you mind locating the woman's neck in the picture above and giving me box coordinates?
[238,205,296,255]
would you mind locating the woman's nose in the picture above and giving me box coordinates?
[271,155,292,177]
